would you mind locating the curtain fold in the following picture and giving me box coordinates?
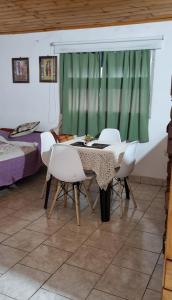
[60,53,100,136]
[100,50,150,142]
[60,50,150,142]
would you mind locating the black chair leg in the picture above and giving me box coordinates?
[100,183,111,222]
[124,177,130,200]
[44,175,52,209]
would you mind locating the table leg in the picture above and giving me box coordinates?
[99,184,111,222]
[124,177,130,200]
[44,176,52,209]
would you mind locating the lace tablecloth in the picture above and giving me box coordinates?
[63,138,126,190]
[77,144,126,190]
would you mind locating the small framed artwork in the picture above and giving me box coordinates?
[12,57,29,83]
[39,56,57,82]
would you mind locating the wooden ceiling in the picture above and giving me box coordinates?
[1,0,172,34]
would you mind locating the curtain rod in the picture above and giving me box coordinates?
[50,35,164,47]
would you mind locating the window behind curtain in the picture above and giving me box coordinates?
[60,50,151,142]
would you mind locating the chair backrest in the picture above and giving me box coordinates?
[40,132,56,165]
[98,128,121,145]
[115,141,138,178]
[48,144,87,183]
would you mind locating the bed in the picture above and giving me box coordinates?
[0,129,42,187]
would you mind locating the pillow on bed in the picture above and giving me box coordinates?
[10,121,40,137]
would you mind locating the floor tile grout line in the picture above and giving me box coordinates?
[0,211,49,240]
[43,286,73,299]
[0,291,17,300]
[123,188,165,244]
[89,287,128,300]
[121,240,162,255]
[0,234,11,244]
[65,261,103,276]
[40,286,73,300]
[42,241,75,253]
[0,248,49,277]
[0,234,54,263]
[0,236,75,285]
[100,224,164,238]
[0,239,54,298]
[36,242,73,255]
[17,262,51,275]
[19,244,74,276]
[0,242,29,254]
[83,236,126,299]
[2,235,46,250]
[66,254,155,278]
[128,228,164,237]
[146,287,162,294]
[140,250,163,299]
[29,286,73,300]
[36,263,87,299]
[0,243,30,255]
[24,269,53,300]
[25,221,67,236]
[111,257,160,276]
[1,237,73,275]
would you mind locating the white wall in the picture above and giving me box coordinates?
[0,21,171,179]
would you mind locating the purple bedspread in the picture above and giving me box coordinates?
[0,130,42,187]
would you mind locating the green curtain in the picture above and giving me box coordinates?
[60,50,150,142]
[100,50,150,142]
[60,52,100,136]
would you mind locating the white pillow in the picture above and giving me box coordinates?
[10,121,40,137]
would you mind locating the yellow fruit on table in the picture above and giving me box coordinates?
[85,134,93,141]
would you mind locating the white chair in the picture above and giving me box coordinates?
[114,141,138,217]
[47,144,93,225]
[98,128,121,145]
[40,132,56,202]
[41,131,56,166]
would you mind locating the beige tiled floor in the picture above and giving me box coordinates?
[96,264,150,299]
[0,171,164,299]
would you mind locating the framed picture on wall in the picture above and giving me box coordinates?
[12,57,29,83]
[39,56,57,82]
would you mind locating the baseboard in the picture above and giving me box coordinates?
[129,175,166,187]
